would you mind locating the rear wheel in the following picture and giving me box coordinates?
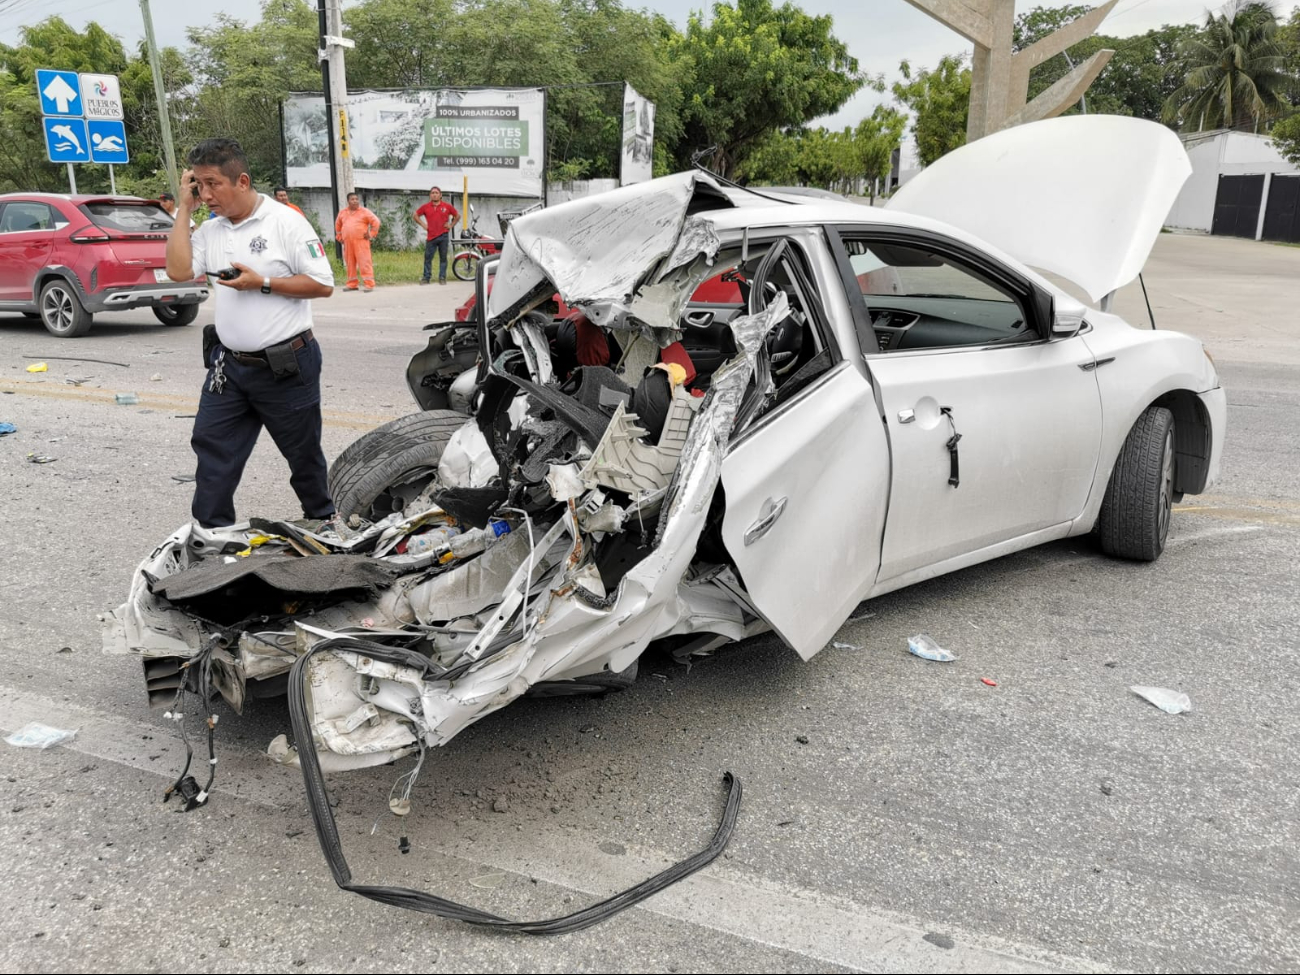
[451,250,480,282]
[327,410,467,522]
[39,280,92,338]
[1097,406,1176,561]
[153,303,200,327]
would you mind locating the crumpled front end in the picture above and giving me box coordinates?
[103,172,783,774]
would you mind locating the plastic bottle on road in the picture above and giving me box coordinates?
[404,525,460,558]
[448,519,512,559]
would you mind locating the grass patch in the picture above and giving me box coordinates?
[326,246,477,285]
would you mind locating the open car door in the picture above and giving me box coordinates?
[719,235,891,659]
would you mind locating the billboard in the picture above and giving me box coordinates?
[284,88,545,197]
[620,84,655,186]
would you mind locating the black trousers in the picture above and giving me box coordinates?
[191,338,334,528]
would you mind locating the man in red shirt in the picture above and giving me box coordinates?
[413,186,459,285]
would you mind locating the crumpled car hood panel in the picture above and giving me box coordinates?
[486,171,735,328]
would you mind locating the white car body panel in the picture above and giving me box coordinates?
[885,116,1193,304]
[720,361,888,659]
[867,337,1103,582]
[102,118,1227,780]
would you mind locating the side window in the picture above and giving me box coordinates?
[681,237,835,402]
[843,239,1035,353]
[0,202,58,233]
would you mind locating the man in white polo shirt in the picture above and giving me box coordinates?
[165,138,337,529]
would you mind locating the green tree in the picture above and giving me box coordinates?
[1273,111,1300,164]
[543,0,685,181]
[735,129,801,184]
[892,54,970,166]
[184,0,321,185]
[343,0,455,88]
[1013,3,1094,49]
[669,0,866,177]
[1163,0,1290,131]
[0,18,130,193]
[854,105,908,201]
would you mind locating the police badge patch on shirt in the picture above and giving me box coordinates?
[249,235,268,254]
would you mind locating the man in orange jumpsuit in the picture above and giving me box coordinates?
[334,192,381,291]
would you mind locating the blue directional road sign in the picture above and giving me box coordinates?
[88,119,129,164]
[43,117,90,163]
[36,69,82,117]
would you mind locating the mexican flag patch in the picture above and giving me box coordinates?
[306,239,325,258]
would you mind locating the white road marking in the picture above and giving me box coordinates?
[0,685,1111,973]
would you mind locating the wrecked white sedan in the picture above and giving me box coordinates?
[104,118,1223,883]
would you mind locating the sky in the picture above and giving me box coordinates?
[3,0,1299,130]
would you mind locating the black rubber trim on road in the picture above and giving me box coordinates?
[288,637,742,934]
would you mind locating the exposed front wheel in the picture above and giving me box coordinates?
[39,280,92,338]
[326,410,467,522]
[1097,406,1176,561]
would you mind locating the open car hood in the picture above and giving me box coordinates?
[886,116,1192,304]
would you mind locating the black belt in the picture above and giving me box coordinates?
[230,329,314,368]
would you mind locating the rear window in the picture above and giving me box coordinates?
[79,201,174,233]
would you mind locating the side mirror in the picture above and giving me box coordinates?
[1051,294,1088,338]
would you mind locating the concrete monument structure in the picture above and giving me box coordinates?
[904,0,1118,140]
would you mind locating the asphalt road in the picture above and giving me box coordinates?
[0,233,1296,973]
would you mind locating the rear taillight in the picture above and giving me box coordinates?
[69,225,111,243]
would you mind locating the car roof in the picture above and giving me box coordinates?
[701,199,1068,300]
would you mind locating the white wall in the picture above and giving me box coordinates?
[1165,131,1300,234]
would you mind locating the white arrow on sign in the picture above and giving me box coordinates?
[42,75,79,114]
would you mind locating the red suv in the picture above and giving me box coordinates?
[0,193,208,338]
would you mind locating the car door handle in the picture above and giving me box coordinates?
[745,496,788,546]
[898,409,916,423]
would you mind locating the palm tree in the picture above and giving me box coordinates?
[1163,1,1290,131]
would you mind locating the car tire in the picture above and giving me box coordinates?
[1097,406,1176,562]
[327,410,467,521]
[451,251,479,282]
[39,280,93,338]
[153,303,200,327]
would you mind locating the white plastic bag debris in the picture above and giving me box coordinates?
[1130,686,1192,714]
[437,422,497,489]
[5,722,77,749]
[545,462,586,502]
[832,641,864,651]
[907,634,957,662]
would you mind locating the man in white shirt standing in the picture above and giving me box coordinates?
[165,138,337,530]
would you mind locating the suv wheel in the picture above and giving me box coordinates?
[39,280,93,338]
[153,303,200,327]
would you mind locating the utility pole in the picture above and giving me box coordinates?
[140,0,180,201]
[317,0,354,256]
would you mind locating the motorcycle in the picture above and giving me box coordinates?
[450,205,503,281]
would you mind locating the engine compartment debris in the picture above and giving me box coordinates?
[101,171,800,929]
